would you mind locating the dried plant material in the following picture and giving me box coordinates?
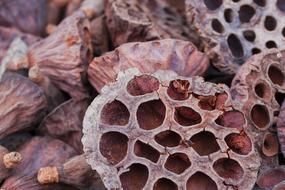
[38,99,89,153]
[0,132,32,151]
[0,0,46,36]
[231,49,285,169]
[277,101,285,157]
[273,181,285,190]
[256,166,285,189]
[65,0,83,17]
[90,16,110,56]
[105,0,197,47]
[80,0,104,19]
[186,0,285,74]
[0,72,47,140]
[37,155,106,190]
[1,137,77,190]
[88,39,209,92]
[46,0,64,25]
[82,68,260,190]
[28,11,93,99]
[3,152,22,169]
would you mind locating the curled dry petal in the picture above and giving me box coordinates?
[28,11,93,99]
[38,99,89,153]
[105,0,197,46]
[1,136,77,190]
[0,72,47,140]
[0,0,46,35]
[88,39,209,92]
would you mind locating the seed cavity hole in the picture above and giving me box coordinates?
[254,82,271,99]
[268,65,284,86]
[213,158,244,180]
[254,0,266,7]
[134,140,160,163]
[265,16,277,31]
[186,172,218,190]
[99,132,128,165]
[243,30,256,42]
[251,104,270,129]
[277,0,285,12]
[282,27,285,37]
[165,153,191,174]
[120,163,149,190]
[154,130,181,147]
[127,75,159,96]
[190,131,220,156]
[137,99,166,130]
[262,133,279,157]
[224,9,234,23]
[215,110,245,130]
[203,0,222,11]
[227,34,244,58]
[212,19,224,33]
[225,133,252,155]
[239,5,255,23]
[101,100,130,126]
[174,106,202,126]
[252,48,261,55]
[153,178,178,190]
[275,92,285,106]
[257,168,285,189]
[167,79,190,101]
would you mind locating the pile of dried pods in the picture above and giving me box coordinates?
[1,0,285,189]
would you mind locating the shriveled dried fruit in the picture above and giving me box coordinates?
[1,136,77,190]
[231,49,285,168]
[0,72,47,140]
[28,11,93,99]
[0,0,46,36]
[105,0,197,46]
[88,39,209,92]
[256,166,285,189]
[38,99,89,153]
[0,145,22,183]
[186,0,285,74]
[82,68,260,190]
[37,154,106,190]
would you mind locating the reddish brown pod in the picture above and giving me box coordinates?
[82,68,260,190]
[88,39,209,92]
[277,101,285,157]
[28,10,93,100]
[0,72,47,140]
[38,99,89,153]
[1,136,77,190]
[105,0,197,47]
[231,49,285,168]
[37,154,106,190]
[186,0,285,74]
[256,166,285,189]
[0,0,46,36]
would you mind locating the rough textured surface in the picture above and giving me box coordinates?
[1,136,77,190]
[105,0,197,47]
[186,0,285,74]
[231,49,285,169]
[256,166,285,189]
[38,99,89,154]
[88,39,209,92]
[0,145,9,182]
[82,68,260,190]
[277,101,285,157]
[28,11,93,100]
[0,0,46,36]
[0,72,47,140]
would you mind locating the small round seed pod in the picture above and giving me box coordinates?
[83,68,260,190]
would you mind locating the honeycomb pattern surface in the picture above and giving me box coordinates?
[186,0,285,74]
[231,49,285,169]
[82,68,260,190]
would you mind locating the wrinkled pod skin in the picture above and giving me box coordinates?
[0,72,47,140]
[1,136,77,190]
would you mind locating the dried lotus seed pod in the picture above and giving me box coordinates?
[82,68,260,190]
[231,49,285,169]
[88,39,209,92]
[186,0,285,74]
[105,0,198,47]
[28,11,93,100]
[0,72,47,140]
